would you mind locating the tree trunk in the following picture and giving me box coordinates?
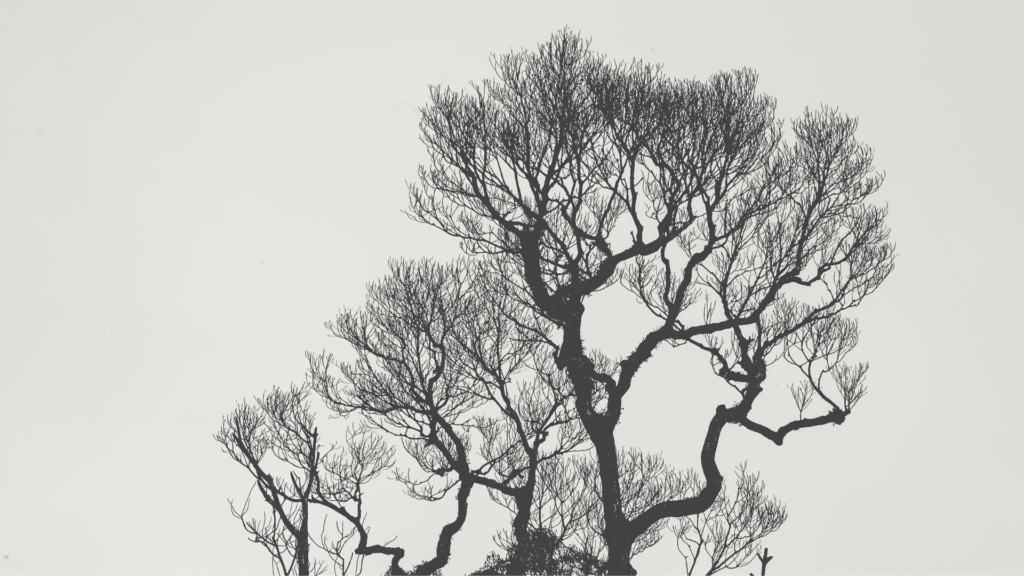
[505,491,533,576]
[556,310,637,576]
[297,500,310,575]
[604,534,636,575]
[592,430,632,575]
[412,480,473,575]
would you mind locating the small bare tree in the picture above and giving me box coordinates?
[216,387,322,575]
[216,385,394,576]
[308,258,591,575]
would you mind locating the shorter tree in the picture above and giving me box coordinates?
[220,259,598,576]
[308,258,595,573]
[215,385,394,575]
[216,387,321,575]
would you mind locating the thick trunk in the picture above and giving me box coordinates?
[296,538,309,576]
[297,500,310,575]
[556,312,636,575]
[412,480,474,575]
[590,424,632,574]
[505,492,532,576]
[604,537,637,575]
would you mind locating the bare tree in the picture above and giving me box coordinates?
[308,425,398,576]
[408,29,894,573]
[673,464,786,575]
[307,258,591,575]
[216,387,322,575]
[216,385,394,576]
[221,28,893,575]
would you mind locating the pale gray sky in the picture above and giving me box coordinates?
[1,2,1022,574]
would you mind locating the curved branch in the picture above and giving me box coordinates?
[736,409,848,446]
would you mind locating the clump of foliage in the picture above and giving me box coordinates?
[470,529,603,575]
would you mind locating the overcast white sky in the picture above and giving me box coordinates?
[2,2,1023,574]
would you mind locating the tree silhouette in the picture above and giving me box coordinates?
[219,28,893,575]
[408,29,893,574]
[306,258,592,574]
[220,259,596,575]
[215,386,394,575]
